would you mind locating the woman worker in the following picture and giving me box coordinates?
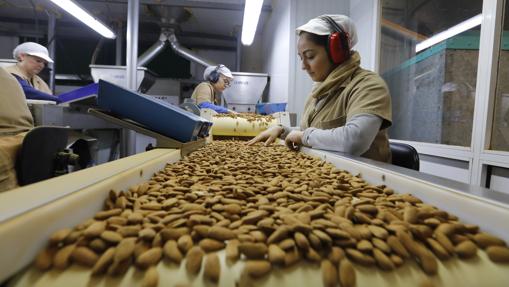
[5,42,58,102]
[0,67,34,192]
[191,64,235,114]
[248,15,392,163]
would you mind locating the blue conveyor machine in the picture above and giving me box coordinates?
[97,80,211,142]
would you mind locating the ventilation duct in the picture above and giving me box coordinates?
[138,6,215,68]
[167,29,214,67]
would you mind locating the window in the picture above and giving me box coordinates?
[380,0,483,146]
[491,3,509,152]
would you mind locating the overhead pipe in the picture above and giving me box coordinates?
[136,28,216,68]
[167,29,215,67]
[143,5,215,67]
[138,32,168,67]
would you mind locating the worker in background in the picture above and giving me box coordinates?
[191,64,235,114]
[4,42,59,102]
[0,67,35,192]
[248,15,392,163]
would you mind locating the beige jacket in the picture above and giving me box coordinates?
[0,67,34,191]
[191,82,219,105]
[0,67,34,136]
[301,52,392,162]
[4,64,52,95]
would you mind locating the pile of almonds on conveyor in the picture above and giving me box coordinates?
[33,141,509,287]
[213,113,275,125]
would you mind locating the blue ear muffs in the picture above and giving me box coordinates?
[208,65,222,83]
[320,16,350,65]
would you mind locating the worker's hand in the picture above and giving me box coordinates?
[285,130,304,151]
[246,125,284,146]
[228,109,238,114]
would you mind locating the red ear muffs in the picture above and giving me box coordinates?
[328,31,350,65]
[321,15,351,65]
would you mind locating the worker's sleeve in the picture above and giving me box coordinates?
[302,113,382,155]
[279,125,300,139]
[198,102,229,114]
[11,75,59,102]
[192,84,214,105]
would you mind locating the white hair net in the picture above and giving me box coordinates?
[296,14,358,48]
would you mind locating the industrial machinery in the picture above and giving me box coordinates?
[90,65,156,94]
[222,72,269,113]
[95,80,211,144]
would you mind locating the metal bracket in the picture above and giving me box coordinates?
[88,108,205,156]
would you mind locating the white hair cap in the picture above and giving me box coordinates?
[13,42,54,63]
[203,64,234,81]
[296,14,358,48]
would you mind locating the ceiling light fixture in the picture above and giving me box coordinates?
[416,14,482,53]
[49,0,116,39]
[241,0,263,45]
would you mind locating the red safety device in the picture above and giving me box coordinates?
[321,16,350,65]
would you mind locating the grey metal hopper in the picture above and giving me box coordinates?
[89,65,156,93]
[222,72,269,113]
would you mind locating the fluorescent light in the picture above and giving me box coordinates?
[241,0,263,45]
[49,0,116,39]
[416,14,482,53]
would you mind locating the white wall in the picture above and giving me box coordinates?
[349,0,379,71]
[240,34,265,73]
[190,49,236,80]
[260,0,291,104]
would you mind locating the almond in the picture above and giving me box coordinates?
[91,247,115,275]
[373,248,395,270]
[71,246,98,267]
[49,228,72,245]
[486,246,509,263]
[454,240,477,259]
[34,248,54,270]
[208,226,236,241]
[177,235,194,254]
[199,238,225,252]
[163,240,183,264]
[142,266,159,287]
[338,259,356,287]
[185,246,204,274]
[321,260,338,287]
[53,244,76,269]
[473,232,506,249]
[114,237,137,263]
[243,260,271,278]
[203,253,221,283]
[238,242,268,259]
[225,239,240,262]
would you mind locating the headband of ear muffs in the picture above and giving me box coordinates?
[208,65,223,83]
[319,16,351,65]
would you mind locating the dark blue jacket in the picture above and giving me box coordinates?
[11,74,59,102]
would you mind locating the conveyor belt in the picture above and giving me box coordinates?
[200,109,291,138]
[1,145,508,286]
